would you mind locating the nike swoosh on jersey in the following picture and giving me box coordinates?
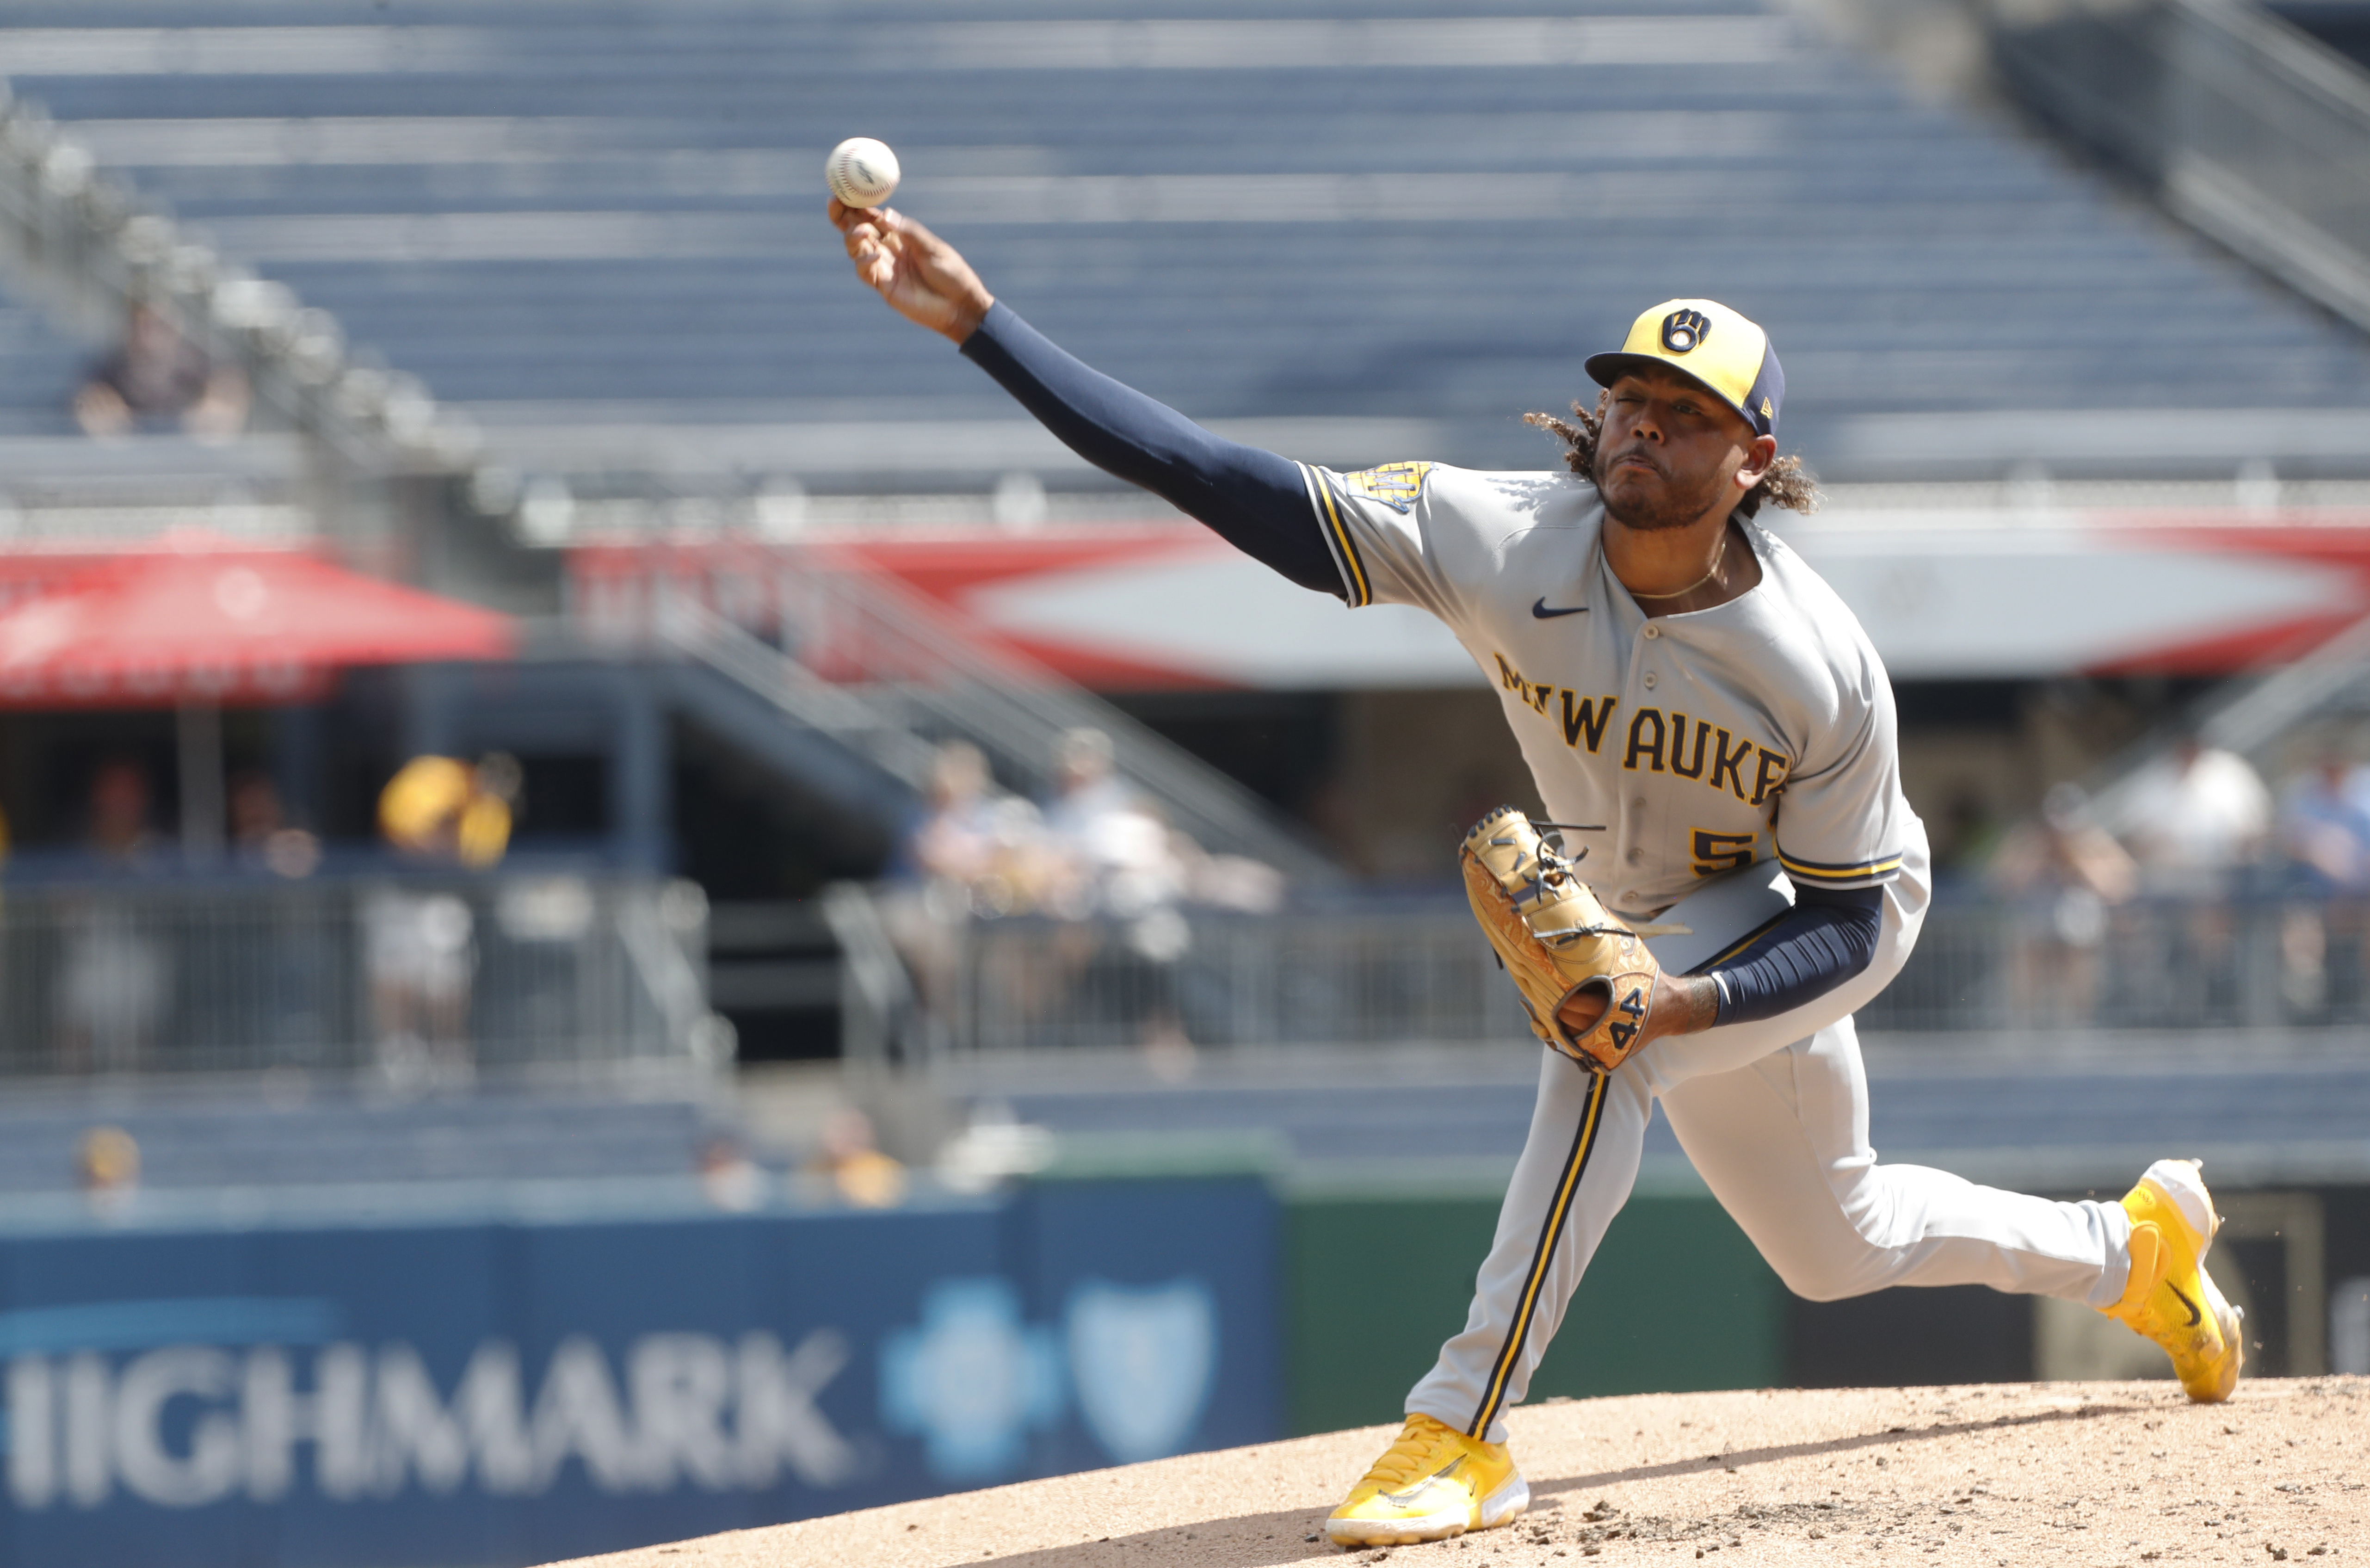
[1531,598,1588,619]
[2167,1281,2203,1327]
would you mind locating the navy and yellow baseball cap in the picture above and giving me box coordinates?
[1585,299,1784,437]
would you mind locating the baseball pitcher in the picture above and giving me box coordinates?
[831,197,2242,1549]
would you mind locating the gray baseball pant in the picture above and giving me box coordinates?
[1406,870,2134,1445]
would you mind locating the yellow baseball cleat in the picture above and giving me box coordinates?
[1325,1413,1529,1548]
[2104,1158,2244,1403]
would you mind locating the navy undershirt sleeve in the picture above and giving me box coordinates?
[960,302,1344,597]
[1699,883,1885,1025]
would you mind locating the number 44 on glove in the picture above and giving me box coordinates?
[1461,806,1690,1073]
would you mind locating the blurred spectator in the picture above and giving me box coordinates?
[74,303,249,442]
[229,771,321,878]
[1035,724,1281,916]
[2277,753,2370,891]
[1039,726,1175,925]
[2120,735,2271,893]
[86,758,165,865]
[378,753,519,869]
[697,1134,767,1212]
[363,886,473,1087]
[1062,792,1289,1052]
[1079,799,1189,928]
[904,740,1000,884]
[1042,726,1133,847]
[887,741,1055,1038]
[228,771,332,1062]
[76,1125,141,1216]
[807,1107,906,1208]
[1987,783,2137,1025]
[878,733,1291,1056]
[2274,752,2370,1014]
[1032,735,1198,1044]
[1039,732,1285,1049]
[2119,735,2269,1021]
[365,753,519,1086]
[1078,796,1197,1053]
[57,761,172,1070]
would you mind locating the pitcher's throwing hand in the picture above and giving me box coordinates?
[829,199,992,344]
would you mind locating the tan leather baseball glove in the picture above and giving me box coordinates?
[1461,805,1680,1073]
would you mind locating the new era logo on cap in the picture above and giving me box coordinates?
[1586,298,1786,437]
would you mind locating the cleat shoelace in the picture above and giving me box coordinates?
[1358,1423,1449,1490]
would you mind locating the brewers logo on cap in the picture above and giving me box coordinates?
[1586,298,1785,437]
[1660,309,1711,353]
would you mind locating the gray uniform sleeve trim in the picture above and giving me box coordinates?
[1774,848,1905,888]
[1297,461,1373,609]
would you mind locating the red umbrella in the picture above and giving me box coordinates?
[0,537,514,858]
[0,539,512,707]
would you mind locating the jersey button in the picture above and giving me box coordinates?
[1626,846,1644,865]
[1643,625,1661,640]
[1642,671,1658,689]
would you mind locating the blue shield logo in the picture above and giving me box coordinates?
[1064,1278,1216,1464]
[881,1278,1063,1481]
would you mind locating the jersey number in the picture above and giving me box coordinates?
[1691,829,1757,878]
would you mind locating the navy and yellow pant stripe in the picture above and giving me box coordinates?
[1466,1070,1611,1439]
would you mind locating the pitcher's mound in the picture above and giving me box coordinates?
[549,1379,2366,1568]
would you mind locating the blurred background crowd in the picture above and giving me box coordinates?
[0,2,2367,1565]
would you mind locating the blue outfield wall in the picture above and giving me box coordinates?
[0,1175,1280,1568]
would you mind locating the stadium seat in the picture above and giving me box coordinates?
[0,0,2365,478]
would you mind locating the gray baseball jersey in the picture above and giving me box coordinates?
[1297,459,1919,920]
[1284,460,2127,1452]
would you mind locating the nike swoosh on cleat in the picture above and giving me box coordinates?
[2167,1282,2203,1327]
[1381,1456,1464,1507]
[1532,599,1588,619]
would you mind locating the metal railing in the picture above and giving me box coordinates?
[1990,0,2370,332]
[0,872,725,1079]
[859,888,2370,1056]
[936,901,1531,1055]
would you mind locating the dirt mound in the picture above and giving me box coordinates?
[549,1379,2368,1568]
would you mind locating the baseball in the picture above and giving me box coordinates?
[826,137,900,208]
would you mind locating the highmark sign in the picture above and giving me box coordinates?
[0,1178,1280,1568]
[6,1321,854,1511]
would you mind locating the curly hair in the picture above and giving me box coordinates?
[1524,390,1821,519]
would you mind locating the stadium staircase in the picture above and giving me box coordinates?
[635,556,1340,877]
[0,42,1340,891]
[1991,0,2370,343]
